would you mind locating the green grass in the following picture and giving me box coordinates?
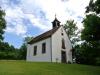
[0,61,100,75]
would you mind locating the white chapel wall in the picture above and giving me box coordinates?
[51,26,72,63]
[27,37,51,62]
[61,26,72,63]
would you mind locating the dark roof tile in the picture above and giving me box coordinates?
[28,26,60,44]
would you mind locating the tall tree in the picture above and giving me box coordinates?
[79,0,100,65]
[0,7,6,42]
[19,36,32,59]
[19,43,27,59]
[82,14,100,41]
[80,14,100,65]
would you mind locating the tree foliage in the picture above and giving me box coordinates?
[78,0,100,65]
[64,20,79,46]
[0,42,19,59]
[64,20,77,39]
[19,43,27,59]
[86,0,100,14]
[80,15,100,65]
[0,7,6,42]
[19,36,32,59]
[82,14,100,41]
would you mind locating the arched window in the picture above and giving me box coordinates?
[62,39,66,49]
[33,46,37,56]
[61,28,64,36]
[42,42,46,54]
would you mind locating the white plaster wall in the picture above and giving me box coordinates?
[51,27,62,62]
[51,26,72,63]
[61,26,72,63]
[27,37,51,62]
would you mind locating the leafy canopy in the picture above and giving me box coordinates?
[86,0,100,14]
[82,14,100,41]
[78,0,100,65]
[64,20,80,47]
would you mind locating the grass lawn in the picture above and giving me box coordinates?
[0,61,100,75]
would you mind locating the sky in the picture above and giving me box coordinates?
[1,0,90,48]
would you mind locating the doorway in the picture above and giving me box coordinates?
[61,51,66,63]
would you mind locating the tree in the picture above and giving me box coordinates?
[79,0,100,65]
[19,36,32,59]
[24,36,32,45]
[64,20,79,46]
[86,0,100,14]
[19,43,27,59]
[81,14,100,65]
[0,42,19,60]
[82,14,100,41]
[0,7,6,42]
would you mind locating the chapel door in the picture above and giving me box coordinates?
[61,51,66,63]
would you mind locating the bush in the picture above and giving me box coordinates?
[96,57,100,66]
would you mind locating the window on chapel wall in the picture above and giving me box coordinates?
[61,28,64,36]
[62,39,66,49]
[33,46,37,56]
[42,43,46,54]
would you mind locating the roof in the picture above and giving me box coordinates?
[28,26,60,44]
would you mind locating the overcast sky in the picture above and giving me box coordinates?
[1,0,90,48]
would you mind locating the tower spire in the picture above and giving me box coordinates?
[52,15,61,28]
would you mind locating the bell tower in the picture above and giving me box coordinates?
[52,15,61,28]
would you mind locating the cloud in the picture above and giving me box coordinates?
[1,0,90,36]
[20,0,52,30]
[5,24,27,36]
[20,0,89,29]
[1,0,52,37]
[4,6,27,37]
[26,14,50,30]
